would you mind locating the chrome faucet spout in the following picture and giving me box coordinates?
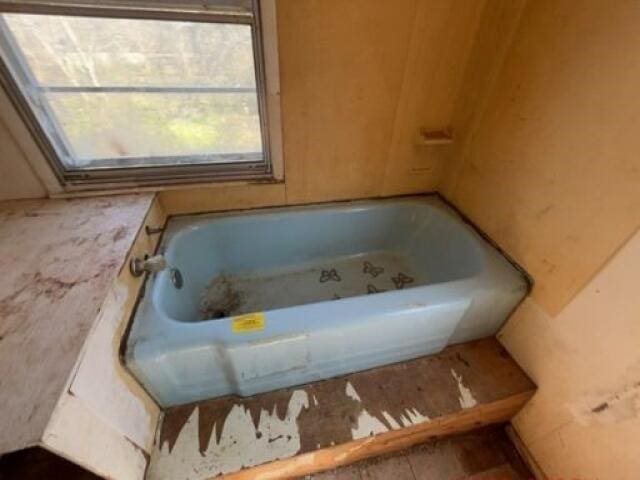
[130,254,167,277]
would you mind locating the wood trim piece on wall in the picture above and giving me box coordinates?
[260,0,284,181]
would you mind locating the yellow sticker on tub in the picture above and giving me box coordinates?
[232,312,266,333]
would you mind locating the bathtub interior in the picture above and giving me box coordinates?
[154,199,485,323]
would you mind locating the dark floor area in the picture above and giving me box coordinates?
[308,426,533,480]
[0,427,532,480]
[0,447,100,480]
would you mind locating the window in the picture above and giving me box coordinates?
[0,1,275,187]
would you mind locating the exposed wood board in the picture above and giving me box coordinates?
[149,339,535,480]
[221,393,532,480]
[0,427,534,479]
[309,427,533,480]
[0,194,153,455]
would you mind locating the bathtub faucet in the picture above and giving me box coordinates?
[130,254,167,277]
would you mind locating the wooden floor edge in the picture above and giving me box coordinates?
[220,390,535,480]
[505,425,548,480]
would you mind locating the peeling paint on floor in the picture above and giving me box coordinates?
[451,368,478,409]
[345,381,362,402]
[351,409,390,439]
[382,411,402,429]
[148,390,309,480]
[150,340,532,479]
[400,408,430,426]
[345,382,431,440]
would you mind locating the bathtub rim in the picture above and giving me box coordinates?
[126,194,530,344]
[151,195,520,323]
[122,193,532,405]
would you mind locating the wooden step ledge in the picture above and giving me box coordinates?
[147,338,536,480]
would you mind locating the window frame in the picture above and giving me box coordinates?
[0,0,276,188]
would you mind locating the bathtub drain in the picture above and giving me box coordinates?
[170,268,183,289]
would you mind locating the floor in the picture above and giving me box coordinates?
[0,447,100,480]
[149,339,535,480]
[309,427,533,480]
[0,426,532,480]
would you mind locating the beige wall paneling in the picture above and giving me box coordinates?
[442,0,640,315]
[0,116,46,200]
[381,0,486,196]
[158,181,287,216]
[277,0,417,204]
[441,0,528,197]
[499,226,640,480]
[277,0,487,205]
[440,0,640,478]
[0,86,61,195]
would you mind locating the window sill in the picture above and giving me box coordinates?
[49,176,285,199]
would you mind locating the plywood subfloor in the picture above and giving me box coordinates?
[310,426,533,480]
[149,338,535,480]
[0,194,154,454]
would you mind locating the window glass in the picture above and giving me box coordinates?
[0,12,266,172]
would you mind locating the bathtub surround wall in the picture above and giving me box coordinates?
[0,116,44,200]
[498,231,640,478]
[278,0,485,203]
[0,0,485,204]
[442,0,640,478]
[126,198,528,406]
[0,0,639,478]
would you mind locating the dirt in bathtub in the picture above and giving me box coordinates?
[200,274,245,320]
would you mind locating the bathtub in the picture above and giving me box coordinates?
[125,196,529,407]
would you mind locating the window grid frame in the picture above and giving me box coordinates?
[0,0,273,187]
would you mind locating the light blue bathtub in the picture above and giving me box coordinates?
[125,196,529,406]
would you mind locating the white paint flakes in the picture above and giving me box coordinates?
[382,411,402,429]
[344,381,387,439]
[345,381,361,402]
[404,408,431,424]
[345,381,430,439]
[351,409,389,439]
[451,368,478,409]
[147,390,309,480]
[396,407,431,428]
